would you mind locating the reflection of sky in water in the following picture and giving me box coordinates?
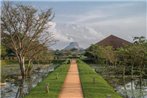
[142,95,147,98]
[118,81,147,98]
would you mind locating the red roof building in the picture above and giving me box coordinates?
[97,35,131,49]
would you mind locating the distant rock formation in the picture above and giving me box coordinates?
[64,42,82,50]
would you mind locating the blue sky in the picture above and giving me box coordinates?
[1,0,147,49]
[13,1,146,23]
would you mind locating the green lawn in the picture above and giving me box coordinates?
[25,62,70,98]
[78,60,122,98]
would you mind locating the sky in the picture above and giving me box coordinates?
[1,0,147,49]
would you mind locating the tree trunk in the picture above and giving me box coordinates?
[26,59,33,77]
[15,56,26,98]
[28,77,32,92]
[15,78,25,98]
[122,66,128,98]
[19,57,26,79]
[139,66,144,98]
[131,64,135,98]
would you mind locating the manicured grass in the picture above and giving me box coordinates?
[25,62,70,98]
[78,60,122,98]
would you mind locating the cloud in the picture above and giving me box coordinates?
[47,22,71,42]
[53,2,146,43]
[51,23,104,49]
[90,16,146,40]
[22,1,146,49]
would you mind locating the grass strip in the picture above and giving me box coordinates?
[78,60,122,98]
[25,62,70,98]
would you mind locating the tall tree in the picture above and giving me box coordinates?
[133,36,147,97]
[1,2,55,97]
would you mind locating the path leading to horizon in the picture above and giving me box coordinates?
[58,59,83,98]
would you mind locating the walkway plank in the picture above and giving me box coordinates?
[58,59,83,98]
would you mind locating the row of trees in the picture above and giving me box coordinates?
[0,44,54,64]
[1,2,55,98]
[85,37,147,98]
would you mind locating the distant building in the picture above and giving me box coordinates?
[97,35,131,49]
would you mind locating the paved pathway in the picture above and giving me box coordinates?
[58,59,83,98]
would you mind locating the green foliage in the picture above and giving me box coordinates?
[64,58,70,64]
[78,60,122,98]
[101,46,117,65]
[117,37,147,75]
[86,36,147,77]
[0,60,18,66]
[0,45,7,57]
[85,44,117,65]
[51,59,65,65]
[25,62,70,98]
[31,47,54,64]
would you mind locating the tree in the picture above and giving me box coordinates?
[133,36,147,97]
[101,46,117,66]
[1,2,55,97]
[86,44,117,65]
[25,45,54,77]
[117,47,130,97]
[117,36,147,98]
[85,44,102,63]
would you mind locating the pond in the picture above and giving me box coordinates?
[1,63,59,98]
[117,80,147,98]
[89,64,147,98]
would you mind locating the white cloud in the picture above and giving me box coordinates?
[51,23,104,49]
[48,2,146,49]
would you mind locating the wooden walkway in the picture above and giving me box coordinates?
[58,59,83,98]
